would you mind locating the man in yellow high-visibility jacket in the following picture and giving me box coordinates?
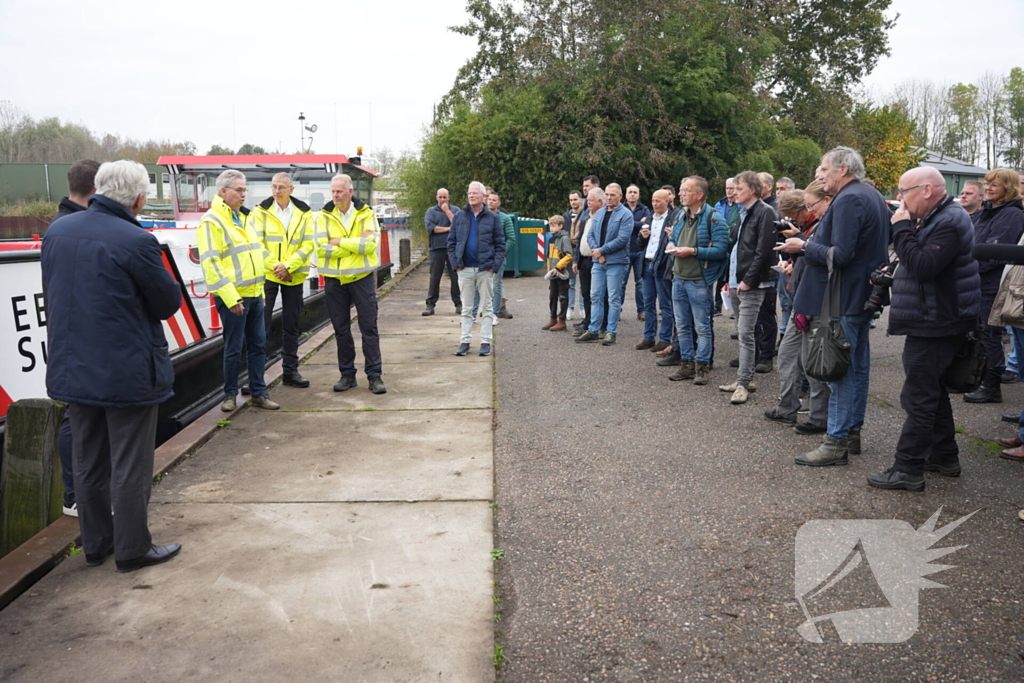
[196,169,280,412]
[315,174,386,395]
[248,172,314,389]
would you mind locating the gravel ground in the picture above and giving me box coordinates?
[492,272,1024,682]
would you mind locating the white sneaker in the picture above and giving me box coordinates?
[63,501,78,517]
[567,309,575,320]
[493,317,500,326]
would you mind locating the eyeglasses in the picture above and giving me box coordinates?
[896,184,925,197]
[805,196,826,212]
[271,184,292,191]
[228,185,247,193]
[985,182,1002,188]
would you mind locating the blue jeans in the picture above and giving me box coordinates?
[778,271,792,334]
[620,251,645,316]
[1013,327,1024,440]
[672,278,714,364]
[568,270,577,312]
[642,265,674,342]
[827,310,873,439]
[589,262,627,335]
[1007,326,1023,374]
[217,295,268,398]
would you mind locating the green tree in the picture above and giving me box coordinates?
[236,143,268,155]
[942,83,981,164]
[852,104,923,194]
[1003,67,1024,169]
[207,144,234,155]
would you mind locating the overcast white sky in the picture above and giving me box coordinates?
[1,0,1021,161]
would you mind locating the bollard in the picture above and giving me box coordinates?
[399,238,411,270]
[0,399,66,557]
[209,302,222,331]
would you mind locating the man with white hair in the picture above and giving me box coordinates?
[316,173,386,394]
[197,169,280,411]
[576,183,633,346]
[780,146,890,467]
[447,181,506,356]
[247,172,314,389]
[776,177,794,194]
[43,160,183,572]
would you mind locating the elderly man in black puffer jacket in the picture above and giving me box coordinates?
[867,167,981,492]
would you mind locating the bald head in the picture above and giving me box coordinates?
[898,166,946,220]
[651,188,671,215]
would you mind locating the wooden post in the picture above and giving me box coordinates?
[0,399,66,558]
[399,238,411,270]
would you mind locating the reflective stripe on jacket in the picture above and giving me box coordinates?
[196,195,265,307]
[249,196,314,285]
[315,197,380,284]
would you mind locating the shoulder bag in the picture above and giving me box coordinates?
[805,248,851,382]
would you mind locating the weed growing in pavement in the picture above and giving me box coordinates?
[491,549,504,561]
[490,501,499,509]
[66,542,82,558]
[954,427,966,434]
[493,642,505,668]
[154,473,164,482]
[216,419,231,427]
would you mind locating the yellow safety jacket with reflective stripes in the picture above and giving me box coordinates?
[315,197,380,284]
[248,196,314,285]
[196,195,265,307]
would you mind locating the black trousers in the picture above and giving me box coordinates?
[979,292,1005,384]
[893,334,965,475]
[756,287,779,361]
[549,277,569,319]
[69,402,158,562]
[578,256,593,327]
[325,275,382,378]
[264,280,304,375]
[426,248,461,308]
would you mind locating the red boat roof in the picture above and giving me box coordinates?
[156,154,380,177]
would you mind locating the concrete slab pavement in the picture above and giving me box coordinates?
[0,264,498,683]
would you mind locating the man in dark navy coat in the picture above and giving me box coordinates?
[780,147,890,467]
[42,160,183,573]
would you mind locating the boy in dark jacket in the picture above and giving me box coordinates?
[543,215,574,331]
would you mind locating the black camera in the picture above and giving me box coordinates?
[864,261,897,314]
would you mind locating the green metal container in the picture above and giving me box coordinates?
[507,214,547,275]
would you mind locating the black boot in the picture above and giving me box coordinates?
[964,379,1002,403]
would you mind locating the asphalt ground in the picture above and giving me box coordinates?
[492,271,1024,682]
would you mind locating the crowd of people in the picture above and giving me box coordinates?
[427,146,1024,502]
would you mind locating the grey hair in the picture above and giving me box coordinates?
[726,177,736,184]
[216,169,246,193]
[272,172,294,186]
[331,173,353,190]
[778,176,794,187]
[94,160,150,209]
[468,181,486,195]
[606,183,622,195]
[823,146,866,180]
[588,187,606,201]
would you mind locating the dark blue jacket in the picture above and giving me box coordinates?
[714,198,741,229]
[973,198,1024,295]
[425,204,458,251]
[888,196,980,337]
[637,207,678,279]
[793,180,890,317]
[627,202,652,253]
[668,203,731,286]
[447,204,506,271]
[42,195,182,407]
[586,204,634,265]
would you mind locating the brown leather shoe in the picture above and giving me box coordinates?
[651,341,670,353]
[655,346,674,357]
[635,339,655,350]
[550,320,567,331]
[998,436,1023,448]
[541,318,557,330]
[638,313,645,321]
[1001,445,1024,461]
[251,395,280,410]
